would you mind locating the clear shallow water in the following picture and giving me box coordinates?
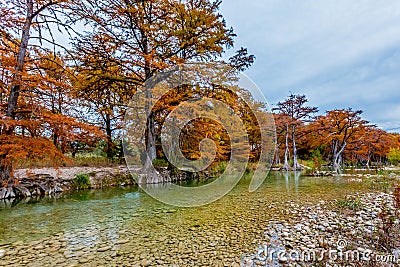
[0,172,367,245]
[0,172,376,266]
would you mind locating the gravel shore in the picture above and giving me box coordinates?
[243,192,400,266]
[1,189,399,267]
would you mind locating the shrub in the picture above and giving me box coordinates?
[394,183,400,209]
[211,161,227,176]
[152,158,169,168]
[388,147,400,165]
[310,149,324,169]
[377,207,398,251]
[73,174,91,190]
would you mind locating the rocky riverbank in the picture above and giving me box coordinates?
[243,191,400,266]
[0,166,137,200]
[1,185,398,267]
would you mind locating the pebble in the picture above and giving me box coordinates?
[140,259,152,266]
[79,258,89,263]
[245,191,400,266]
[97,246,112,252]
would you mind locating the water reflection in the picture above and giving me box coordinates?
[294,171,301,194]
[284,171,289,193]
[272,171,301,196]
[0,172,367,245]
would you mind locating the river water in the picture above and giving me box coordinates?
[0,172,372,266]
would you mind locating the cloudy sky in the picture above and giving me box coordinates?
[221,0,400,131]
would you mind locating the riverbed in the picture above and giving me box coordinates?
[0,172,380,266]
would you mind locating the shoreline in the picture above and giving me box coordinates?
[0,166,137,200]
[1,166,399,200]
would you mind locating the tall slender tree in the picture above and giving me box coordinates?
[273,94,318,170]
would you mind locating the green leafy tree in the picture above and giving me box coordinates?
[388,148,400,165]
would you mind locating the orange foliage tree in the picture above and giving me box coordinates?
[71,34,137,159]
[0,0,103,184]
[70,0,255,181]
[313,108,368,170]
[273,96,398,171]
[149,83,265,168]
[347,126,393,167]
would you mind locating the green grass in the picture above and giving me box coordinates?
[71,155,116,167]
[336,197,363,211]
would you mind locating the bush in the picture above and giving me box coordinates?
[73,174,91,190]
[388,147,400,165]
[394,183,400,209]
[152,158,169,168]
[377,207,399,251]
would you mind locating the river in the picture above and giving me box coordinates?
[0,172,373,266]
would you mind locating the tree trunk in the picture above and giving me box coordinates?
[140,119,159,184]
[0,156,13,186]
[105,112,113,159]
[282,124,290,171]
[142,36,161,183]
[366,154,371,170]
[6,0,33,119]
[291,124,301,170]
[274,146,281,165]
[332,140,346,173]
[2,1,33,183]
[53,129,58,147]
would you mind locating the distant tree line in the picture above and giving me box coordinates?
[273,94,400,171]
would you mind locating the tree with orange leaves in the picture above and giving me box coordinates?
[313,108,368,171]
[273,94,318,170]
[347,126,393,168]
[146,83,265,169]
[71,0,254,182]
[0,0,103,184]
[71,34,137,159]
